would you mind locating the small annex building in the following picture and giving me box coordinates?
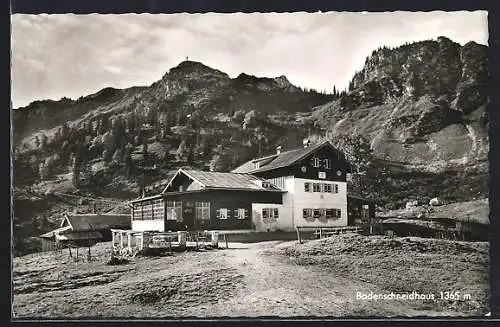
[129,139,377,233]
[40,213,130,249]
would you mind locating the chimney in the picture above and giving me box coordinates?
[303,138,311,148]
[276,145,282,155]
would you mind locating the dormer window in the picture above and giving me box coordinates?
[313,157,320,168]
[323,159,331,169]
[253,161,260,169]
[262,182,271,188]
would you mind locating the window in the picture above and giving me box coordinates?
[262,182,271,188]
[313,183,321,192]
[323,159,331,169]
[362,204,370,210]
[325,208,341,219]
[217,208,228,220]
[132,203,142,221]
[253,161,260,169]
[262,208,279,219]
[196,202,210,220]
[334,184,339,193]
[234,208,248,220]
[268,177,286,189]
[304,182,311,192]
[313,209,323,219]
[313,157,320,168]
[324,183,332,193]
[151,199,165,220]
[303,208,313,219]
[166,201,182,221]
[142,200,153,220]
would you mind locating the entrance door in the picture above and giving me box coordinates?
[183,201,195,230]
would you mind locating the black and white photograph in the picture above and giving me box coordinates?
[11,10,490,318]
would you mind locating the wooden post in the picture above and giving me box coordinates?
[76,245,79,261]
[224,233,228,249]
[178,231,187,248]
[296,227,302,244]
[319,228,323,239]
[195,233,199,250]
[211,231,219,248]
[69,244,72,258]
[88,240,91,261]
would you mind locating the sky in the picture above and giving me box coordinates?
[11,11,488,108]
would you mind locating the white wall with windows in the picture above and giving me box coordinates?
[294,178,348,227]
[252,176,295,232]
[131,199,166,232]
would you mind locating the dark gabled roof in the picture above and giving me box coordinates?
[162,169,285,193]
[63,214,130,232]
[232,140,349,174]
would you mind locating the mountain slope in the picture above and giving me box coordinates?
[313,36,488,172]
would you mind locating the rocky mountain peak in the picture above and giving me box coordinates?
[163,60,230,81]
[313,37,488,171]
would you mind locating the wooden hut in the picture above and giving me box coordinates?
[39,213,130,249]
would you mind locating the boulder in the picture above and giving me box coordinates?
[429,197,442,206]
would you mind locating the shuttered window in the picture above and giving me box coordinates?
[217,208,228,220]
[234,208,248,220]
[303,208,313,219]
[263,208,279,219]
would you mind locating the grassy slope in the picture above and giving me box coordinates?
[379,198,489,224]
[277,234,489,316]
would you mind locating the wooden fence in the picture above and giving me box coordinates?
[295,226,363,244]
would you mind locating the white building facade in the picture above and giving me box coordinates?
[233,140,350,232]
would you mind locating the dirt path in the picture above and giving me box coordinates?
[187,241,431,317]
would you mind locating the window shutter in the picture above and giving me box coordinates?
[216,209,220,218]
[245,209,249,219]
[234,209,238,218]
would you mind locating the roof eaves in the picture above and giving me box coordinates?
[129,194,163,204]
[205,186,286,193]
